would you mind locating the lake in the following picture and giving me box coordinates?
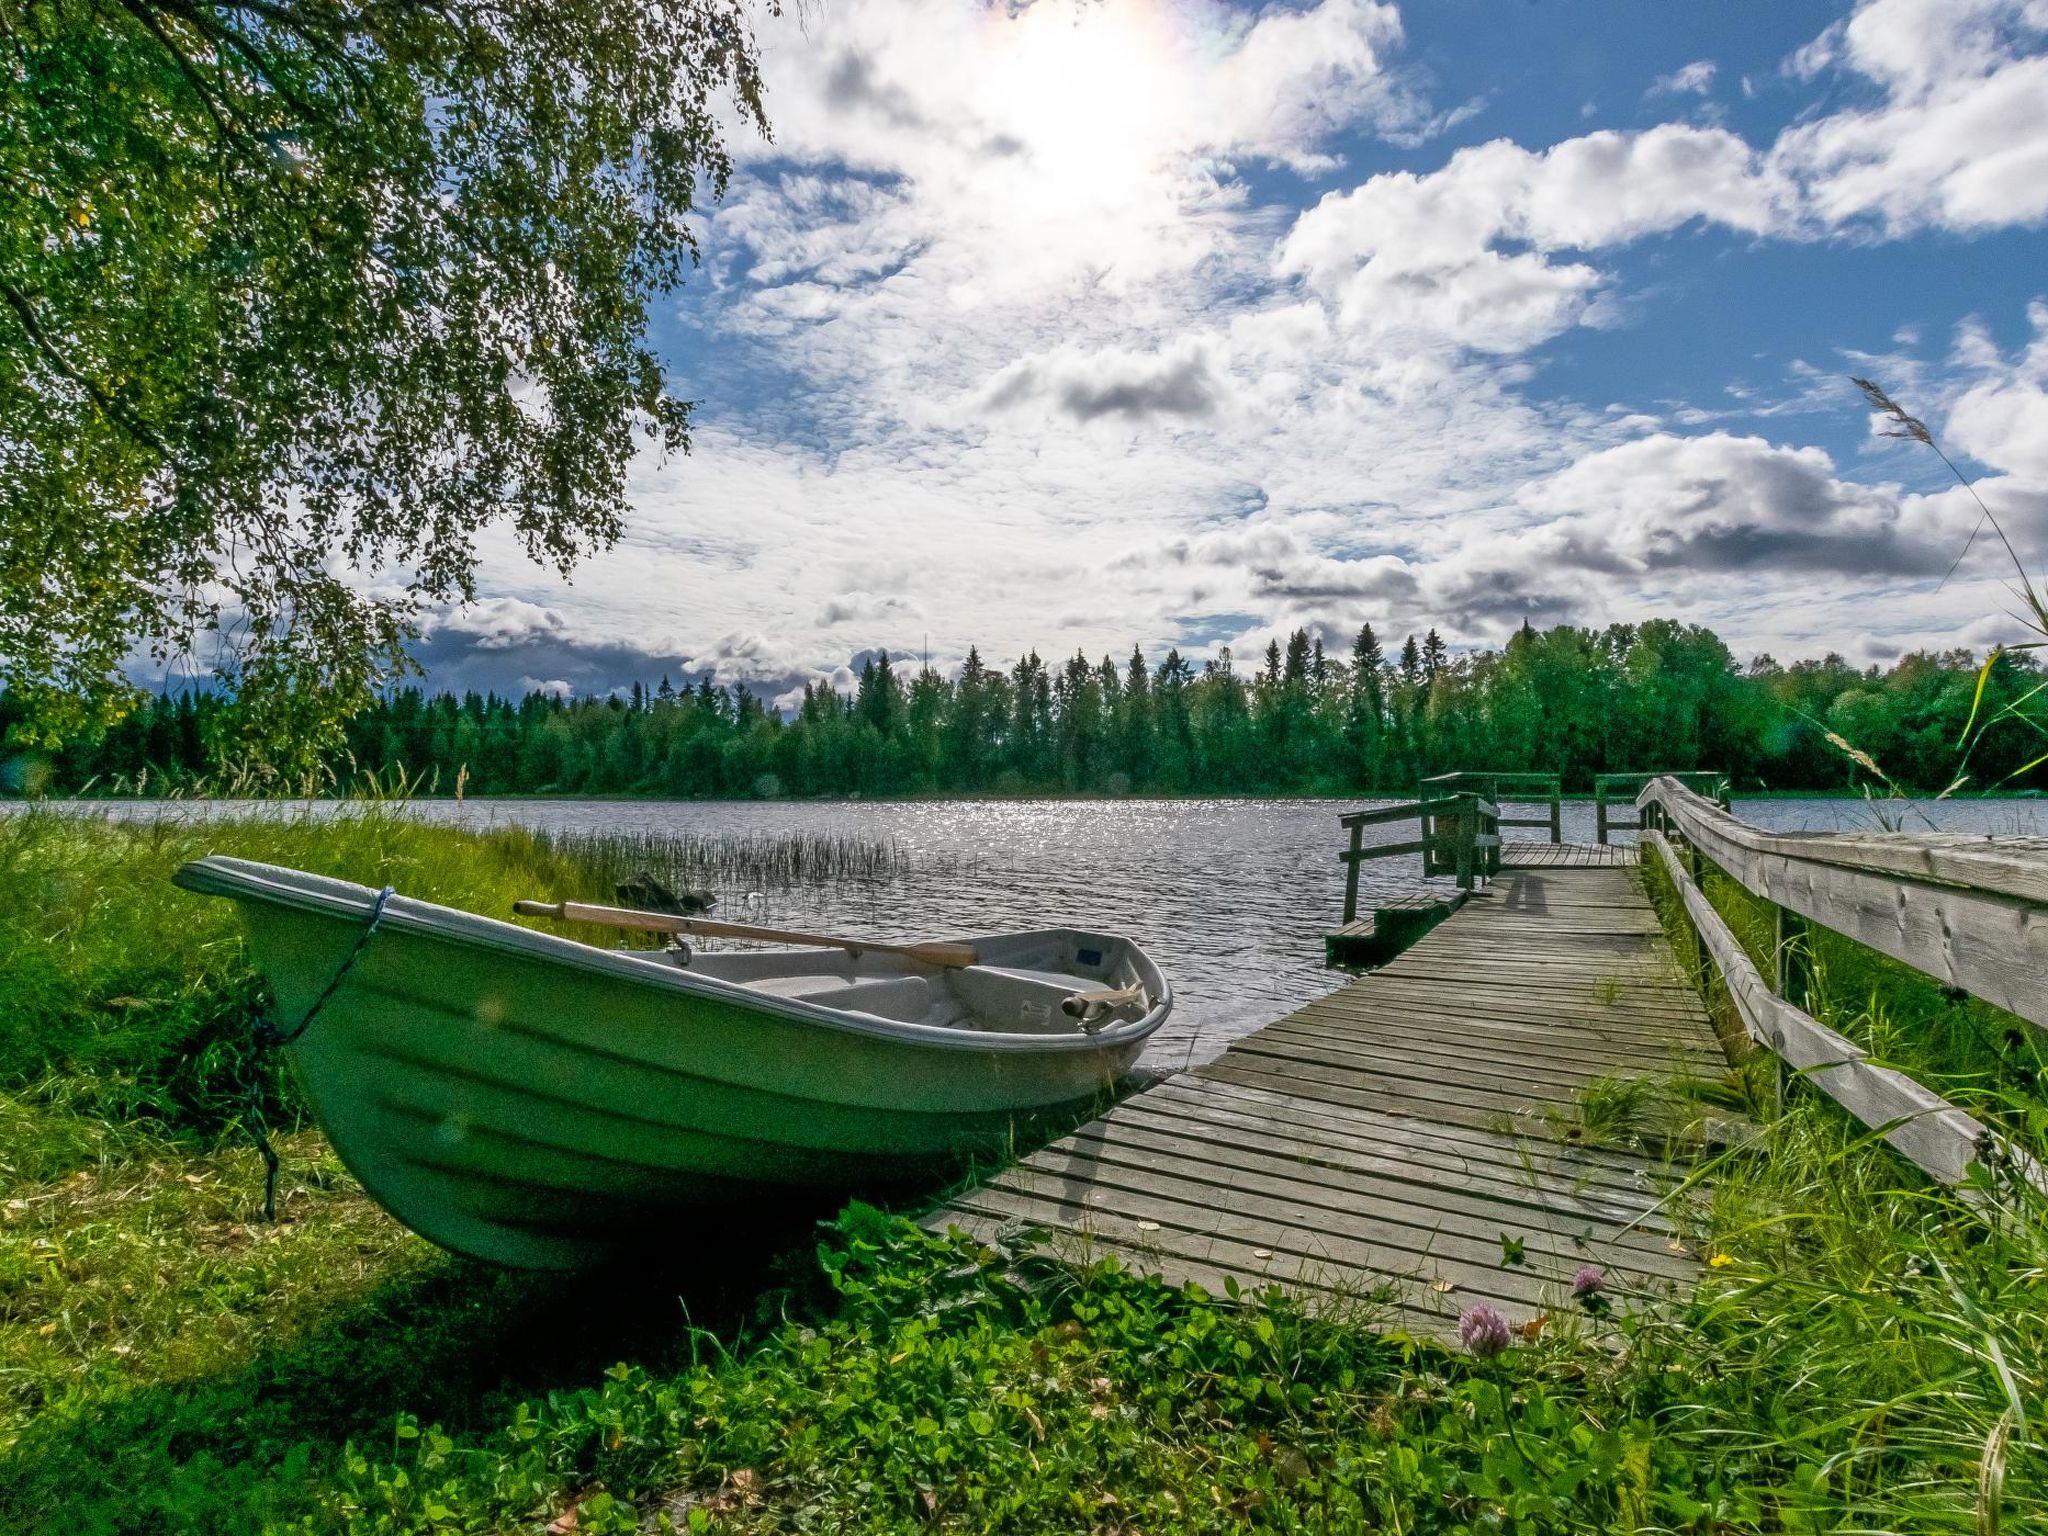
[59,792,2046,1072]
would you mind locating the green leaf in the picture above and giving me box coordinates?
[1956,646,2006,749]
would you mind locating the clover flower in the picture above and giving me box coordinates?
[1458,1304,1513,1358]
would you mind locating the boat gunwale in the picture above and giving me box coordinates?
[173,854,1172,1056]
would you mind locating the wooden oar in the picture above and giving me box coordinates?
[512,899,981,970]
[1060,982,1149,1022]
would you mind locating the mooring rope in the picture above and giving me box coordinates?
[245,885,396,1221]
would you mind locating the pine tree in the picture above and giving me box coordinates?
[1399,635,1423,689]
[1283,628,1310,686]
[1348,623,1387,787]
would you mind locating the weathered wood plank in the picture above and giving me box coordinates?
[1057,1118,1697,1276]
[1642,829,2024,1190]
[1639,778,2048,1029]
[1119,1086,1680,1223]
[1149,1075,1670,1185]
[929,862,1723,1338]
[1501,843,1639,868]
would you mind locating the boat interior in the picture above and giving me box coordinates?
[671,930,1153,1036]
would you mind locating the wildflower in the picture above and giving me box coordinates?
[1708,1252,1734,1269]
[1571,1264,1611,1317]
[1458,1304,1513,1358]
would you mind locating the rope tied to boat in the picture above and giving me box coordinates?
[245,885,396,1221]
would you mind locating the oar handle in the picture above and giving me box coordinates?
[513,899,980,970]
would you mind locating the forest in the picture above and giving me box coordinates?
[9,619,2043,799]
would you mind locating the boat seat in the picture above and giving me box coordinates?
[743,974,936,1022]
[745,974,859,1000]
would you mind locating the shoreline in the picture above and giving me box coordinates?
[9,786,2045,808]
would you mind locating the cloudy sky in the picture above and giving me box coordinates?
[419,0,2048,705]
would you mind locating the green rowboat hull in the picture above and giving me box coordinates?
[174,857,1170,1268]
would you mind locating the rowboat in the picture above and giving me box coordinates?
[172,856,1170,1269]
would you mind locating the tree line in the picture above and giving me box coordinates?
[10,619,2044,799]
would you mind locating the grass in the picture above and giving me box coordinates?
[524,824,937,897]
[0,808,2044,1532]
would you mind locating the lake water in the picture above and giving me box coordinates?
[54,793,2046,1071]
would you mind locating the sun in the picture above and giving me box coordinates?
[969,0,1200,265]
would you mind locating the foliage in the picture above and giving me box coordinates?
[0,0,770,771]
[17,618,2048,799]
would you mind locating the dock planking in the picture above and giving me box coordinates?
[1502,841,1638,868]
[930,852,1731,1342]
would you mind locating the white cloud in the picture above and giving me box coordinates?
[1277,125,1790,350]
[1273,1,2048,358]
[981,338,1229,423]
[1946,301,2048,480]
[819,591,917,627]
[1649,60,1718,97]
[1774,0,2048,233]
[1507,432,1967,577]
[427,597,567,651]
[515,676,574,699]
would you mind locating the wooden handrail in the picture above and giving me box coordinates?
[1637,776,2048,900]
[1340,796,1474,829]
[1422,772,1560,844]
[1597,770,1726,844]
[1337,792,1500,917]
[1643,831,2034,1192]
[1636,776,2048,1031]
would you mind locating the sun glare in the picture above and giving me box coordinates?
[970,1,1200,272]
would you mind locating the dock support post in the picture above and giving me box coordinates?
[1548,788,1562,844]
[1342,822,1363,924]
[1596,791,1610,845]
[1455,795,1475,891]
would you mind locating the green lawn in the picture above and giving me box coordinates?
[0,809,2041,1533]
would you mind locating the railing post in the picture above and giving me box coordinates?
[1774,905,1810,1009]
[1455,793,1475,891]
[1342,821,1363,924]
[1548,786,1561,844]
[1595,784,1610,845]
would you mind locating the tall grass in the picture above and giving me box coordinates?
[529,825,931,895]
[0,807,619,1154]
[1639,844,2047,1532]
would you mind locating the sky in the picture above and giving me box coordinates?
[412,0,2048,707]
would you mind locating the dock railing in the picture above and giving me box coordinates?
[1338,792,1500,919]
[1421,771,1561,845]
[1636,774,2046,1190]
[1595,769,1727,843]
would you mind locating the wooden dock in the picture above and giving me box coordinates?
[931,844,1729,1340]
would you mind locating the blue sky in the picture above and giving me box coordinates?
[418,0,2048,703]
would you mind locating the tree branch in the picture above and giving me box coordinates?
[0,280,174,460]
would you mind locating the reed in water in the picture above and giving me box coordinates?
[527,825,937,894]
